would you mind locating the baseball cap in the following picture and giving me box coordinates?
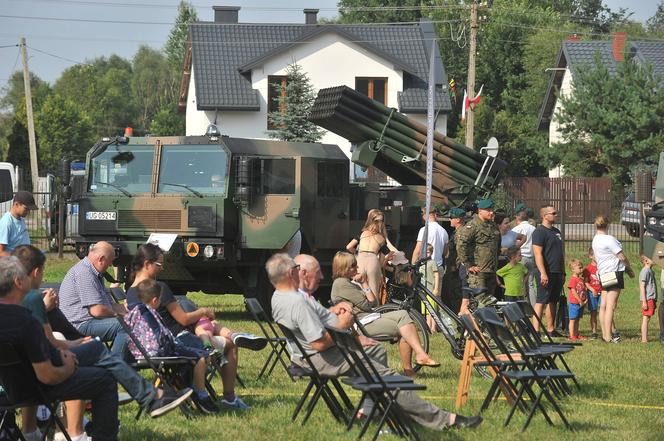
[14,191,37,209]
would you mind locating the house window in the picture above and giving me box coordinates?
[355,77,389,183]
[267,75,288,130]
[355,77,387,104]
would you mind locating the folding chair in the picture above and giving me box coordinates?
[501,302,580,392]
[115,317,201,419]
[276,323,353,426]
[326,326,425,441]
[244,298,294,381]
[473,308,573,431]
[0,343,72,441]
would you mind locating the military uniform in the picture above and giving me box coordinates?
[456,213,501,298]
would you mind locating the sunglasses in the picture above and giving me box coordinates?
[546,211,558,216]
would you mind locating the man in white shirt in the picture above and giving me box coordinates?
[512,208,537,306]
[411,208,449,295]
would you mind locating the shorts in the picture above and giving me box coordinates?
[587,291,601,311]
[535,272,563,305]
[503,295,524,302]
[599,271,624,290]
[643,299,657,317]
[568,302,584,320]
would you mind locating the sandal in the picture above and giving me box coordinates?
[416,357,441,367]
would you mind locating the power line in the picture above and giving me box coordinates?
[27,45,89,65]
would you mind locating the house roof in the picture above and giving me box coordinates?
[181,19,451,114]
[538,40,664,131]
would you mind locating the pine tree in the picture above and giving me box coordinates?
[164,1,197,72]
[267,63,325,142]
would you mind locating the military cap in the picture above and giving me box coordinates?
[448,207,466,218]
[476,199,494,210]
[515,201,526,212]
[526,207,535,218]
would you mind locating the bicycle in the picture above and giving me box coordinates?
[374,257,491,372]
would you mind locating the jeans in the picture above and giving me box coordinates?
[521,256,538,307]
[77,318,128,359]
[43,366,119,441]
[71,340,155,408]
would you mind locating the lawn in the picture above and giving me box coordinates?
[42,252,664,441]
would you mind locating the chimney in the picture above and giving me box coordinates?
[304,8,319,24]
[612,32,627,61]
[213,6,240,24]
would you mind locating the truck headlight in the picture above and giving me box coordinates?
[203,245,215,259]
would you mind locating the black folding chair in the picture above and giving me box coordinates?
[473,308,573,431]
[276,323,353,426]
[244,298,294,381]
[115,316,202,419]
[501,302,580,393]
[0,343,72,441]
[326,326,425,441]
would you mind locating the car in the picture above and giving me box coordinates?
[621,189,654,237]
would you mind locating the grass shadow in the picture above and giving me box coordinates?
[573,380,614,400]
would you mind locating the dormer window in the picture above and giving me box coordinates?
[355,77,387,104]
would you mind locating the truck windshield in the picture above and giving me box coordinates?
[89,145,154,194]
[157,145,228,196]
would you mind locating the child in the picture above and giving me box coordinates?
[582,247,601,339]
[419,244,440,332]
[496,246,528,302]
[639,255,658,342]
[567,259,588,340]
[128,279,221,414]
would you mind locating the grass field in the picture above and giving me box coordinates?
[42,252,664,441]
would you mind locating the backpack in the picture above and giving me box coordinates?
[123,304,176,359]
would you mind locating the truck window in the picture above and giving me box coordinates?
[89,146,154,194]
[318,162,345,197]
[0,169,13,203]
[157,145,228,196]
[261,158,295,195]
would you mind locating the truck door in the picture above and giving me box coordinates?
[313,160,349,249]
[240,157,300,250]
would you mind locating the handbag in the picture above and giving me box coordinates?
[599,271,618,289]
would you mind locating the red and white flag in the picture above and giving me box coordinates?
[461,84,483,122]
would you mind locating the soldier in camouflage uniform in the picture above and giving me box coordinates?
[456,199,501,315]
[441,207,467,313]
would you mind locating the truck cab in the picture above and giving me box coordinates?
[74,135,349,303]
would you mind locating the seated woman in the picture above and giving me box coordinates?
[125,243,260,410]
[330,251,439,377]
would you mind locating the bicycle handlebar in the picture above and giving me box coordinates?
[397,256,430,272]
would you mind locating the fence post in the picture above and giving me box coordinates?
[58,186,64,258]
[560,187,566,261]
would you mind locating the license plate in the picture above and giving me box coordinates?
[85,211,117,221]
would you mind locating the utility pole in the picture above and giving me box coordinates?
[20,37,40,193]
[465,1,478,150]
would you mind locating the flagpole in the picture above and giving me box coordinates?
[420,41,436,261]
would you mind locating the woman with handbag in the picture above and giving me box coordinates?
[591,215,635,343]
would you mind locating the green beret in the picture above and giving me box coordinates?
[515,201,526,212]
[477,199,494,209]
[448,208,466,218]
[526,207,535,218]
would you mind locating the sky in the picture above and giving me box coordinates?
[0,0,661,89]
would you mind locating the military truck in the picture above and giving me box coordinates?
[643,152,664,261]
[71,88,505,309]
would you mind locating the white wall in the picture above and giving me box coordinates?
[548,68,573,178]
[186,31,447,160]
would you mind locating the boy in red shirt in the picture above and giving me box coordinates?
[582,248,601,339]
[568,259,588,340]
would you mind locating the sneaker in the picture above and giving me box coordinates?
[612,331,621,342]
[232,333,268,351]
[452,414,483,429]
[196,395,220,414]
[54,432,91,441]
[576,335,588,341]
[147,388,193,418]
[23,429,43,441]
[220,396,251,410]
[590,332,598,340]
[548,330,563,338]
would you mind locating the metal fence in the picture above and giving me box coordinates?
[499,177,637,256]
[0,190,56,251]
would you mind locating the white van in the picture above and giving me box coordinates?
[0,162,18,212]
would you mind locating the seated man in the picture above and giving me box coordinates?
[13,245,194,440]
[267,253,483,431]
[0,256,119,441]
[59,241,129,358]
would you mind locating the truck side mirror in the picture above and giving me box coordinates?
[61,159,71,186]
[233,156,254,207]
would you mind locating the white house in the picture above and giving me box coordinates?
[538,33,664,177]
[178,6,452,181]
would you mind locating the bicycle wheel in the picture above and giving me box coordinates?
[373,303,430,372]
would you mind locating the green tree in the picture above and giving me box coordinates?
[150,107,185,136]
[647,1,664,35]
[337,0,424,24]
[267,63,324,142]
[552,53,664,188]
[164,0,197,72]
[132,46,173,131]
[35,94,94,172]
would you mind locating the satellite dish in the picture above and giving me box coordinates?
[482,137,499,157]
